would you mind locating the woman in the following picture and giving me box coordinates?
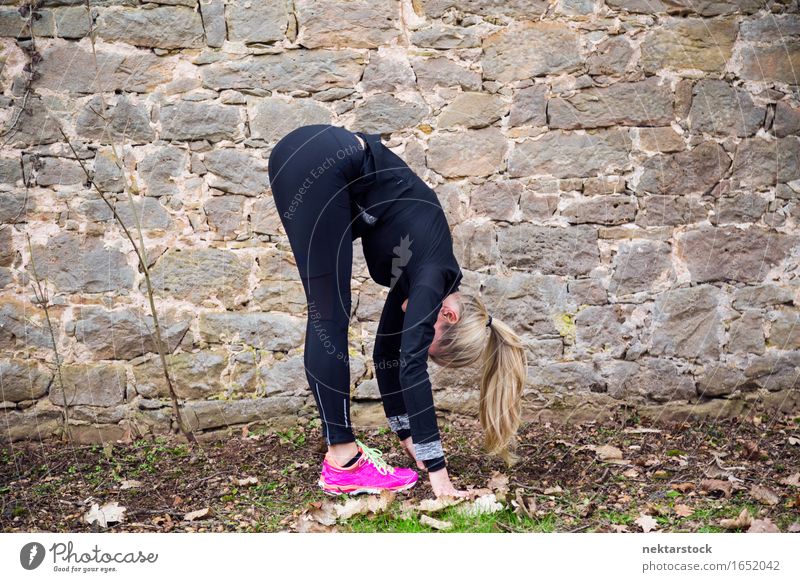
[267,124,527,498]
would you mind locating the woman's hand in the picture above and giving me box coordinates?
[429,467,469,498]
[400,436,426,471]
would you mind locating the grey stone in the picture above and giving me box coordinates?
[610,239,674,296]
[53,6,92,38]
[0,359,52,402]
[509,84,547,127]
[602,358,696,402]
[641,17,737,74]
[93,148,126,193]
[498,224,600,276]
[730,137,800,189]
[567,278,607,306]
[452,220,499,270]
[529,361,606,393]
[49,363,126,407]
[711,192,769,225]
[250,197,282,235]
[159,102,245,142]
[437,92,507,129]
[226,0,287,44]
[482,21,582,83]
[768,307,800,350]
[76,95,154,143]
[36,41,173,94]
[199,312,305,350]
[562,194,636,225]
[744,350,800,392]
[519,192,559,221]
[0,158,22,185]
[677,226,799,284]
[95,6,205,49]
[727,310,764,354]
[469,180,520,222]
[732,284,795,310]
[635,141,731,196]
[30,233,135,294]
[258,355,310,396]
[0,298,52,351]
[199,0,225,48]
[201,50,364,94]
[203,149,270,196]
[688,80,765,137]
[427,127,507,177]
[295,0,400,49]
[0,405,62,442]
[774,101,800,138]
[418,0,549,18]
[549,77,674,130]
[114,197,172,230]
[147,248,250,308]
[180,396,305,431]
[649,285,723,361]
[133,350,228,399]
[204,195,245,238]
[695,363,751,398]
[637,127,685,153]
[0,6,55,36]
[509,128,632,179]
[0,191,33,224]
[410,23,480,49]
[34,157,85,186]
[411,56,482,91]
[138,146,188,197]
[352,94,429,134]
[69,305,188,360]
[361,50,416,93]
[587,35,634,77]
[575,304,636,358]
[604,0,760,16]
[635,195,708,227]
[0,226,13,266]
[2,97,62,147]
[738,28,800,84]
[249,98,332,143]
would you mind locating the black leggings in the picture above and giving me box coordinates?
[267,124,366,446]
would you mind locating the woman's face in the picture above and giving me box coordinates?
[401,293,461,356]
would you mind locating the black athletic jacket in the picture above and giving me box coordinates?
[349,131,463,472]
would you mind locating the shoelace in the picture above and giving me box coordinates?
[354,439,395,476]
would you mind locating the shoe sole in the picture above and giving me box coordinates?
[318,478,417,496]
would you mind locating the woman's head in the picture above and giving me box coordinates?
[424,292,528,465]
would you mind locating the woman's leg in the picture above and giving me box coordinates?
[268,125,361,455]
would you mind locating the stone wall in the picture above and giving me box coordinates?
[1,0,799,444]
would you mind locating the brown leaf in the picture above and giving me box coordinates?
[699,479,732,498]
[586,444,625,462]
[234,476,259,487]
[674,504,693,518]
[457,493,504,517]
[119,479,141,490]
[741,440,768,461]
[512,488,537,519]
[335,490,395,520]
[417,495,466,514]
[419,514,453,531]
[612,524,630,533]
[787,522,800,533]
[487,471,509,493]
[83,501,127,528]
[635,513,658,533]
[748,518,780,533]
[672,482,695,493]
[183,507,212,522]
[780,472,800,487]
[788,436,799,446]
[749,485,780,506]
[719,508,752,530]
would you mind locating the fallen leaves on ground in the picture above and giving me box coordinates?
[720,508,751,530]
[635,514,658,533]
[419,515,453,531]
[184,507,212,522]
[748,518,780,533]
[699,479,733,498]
[293,490,396,532]
[749,485,780,506]
[84,501,126,528]
[673,504,693,518]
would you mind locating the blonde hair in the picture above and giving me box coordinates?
[429,293,528,465]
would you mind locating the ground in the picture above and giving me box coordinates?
[1,413,799,533]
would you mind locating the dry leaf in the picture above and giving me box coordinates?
[720,508,751,530]
[458,493,504,516]
[487,471,509,493]
[335,490,395,520]
[788,436,799,446]
[623,428,661,434]
[612,524,630,533]
[417,495,466,513]
[420,514,453,531]
[183,507,212,522]
[623,468,639,478]
[672,482,695,493]
[84,501,126,528]
[119,480,141,490]
[635,513,658,533]
[235,476,259,487]
[780,472,800,487]
[787,522,800,533]
[543,485,563,495]
[587,444,624,462]
[699,479,732,498]
[750,485,780,506]
[748,518,779,533]
[674,504,693,518]
[512,488,537,519]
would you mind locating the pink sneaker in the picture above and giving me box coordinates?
[319,439,418,495]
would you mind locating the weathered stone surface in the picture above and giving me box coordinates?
[133,350,228,399]
[1,404,62,442]
[640,17,737,73]
[509,128,632,179]
[180,396,305,431]
[33,156,85,186]
[774,101,800,138]
[732,283,795,310]
[695,363,751,398]
[53,6,94,38]
[520,191,559,221]
[575,304,635,358]
[96,6,205,49]
[352,94,429,134]
[437,92,507,129]
[587,35,634,76]
[635,141,731,196]
[498,224,599,276]
[203,149,270,195]
[635,195,708,227]
[604,0,760,16]
[0,192,33,224]
[410,23,480,49]
[637,127,685,153]
[549,77,674,130]
[148,248,250,308]
[227,0,288,44]
[676,226,799,284]
[0,359,52,402]
[93,148,126,192]
[481,272,569,336]
[199,312,305,351]
[769,307,800,350]
[0,226,13,267]
[610,239,674,296]
[204,195,245,238]
[138,146,188,197]
[36,41,173,94]
[482,21,582,83]
[75,95,154,143]
[730,137,800,189]
[250,197,282,235]
[529,361,606,393]
[0,298,52,350]
[562,194,636,226]
[201,50,364,93]
[30,233,134,294]
[159,103,245,142]
[687,80,765,137]
[509,84,548,127]
[469,180,520,222]
[727,310,764,354]
[411,56,482,91]
[744,351,800,392]
[199,0,225,47]
[452,219,499,270]
[67,306,189,360]
[649,285,723,361]
[360,49,415,93]
[249,98,331,143]
[418,0,549,18]
[2,97,62,147]
[0,158,22,185]
[427,127,507,177]
[601,358,696,402]
[711,192,768,225]
[114,197,173,230]
[0,6,55,37]
[295,0,400,48]
[49,363,126,407]
[737,15,800,84]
